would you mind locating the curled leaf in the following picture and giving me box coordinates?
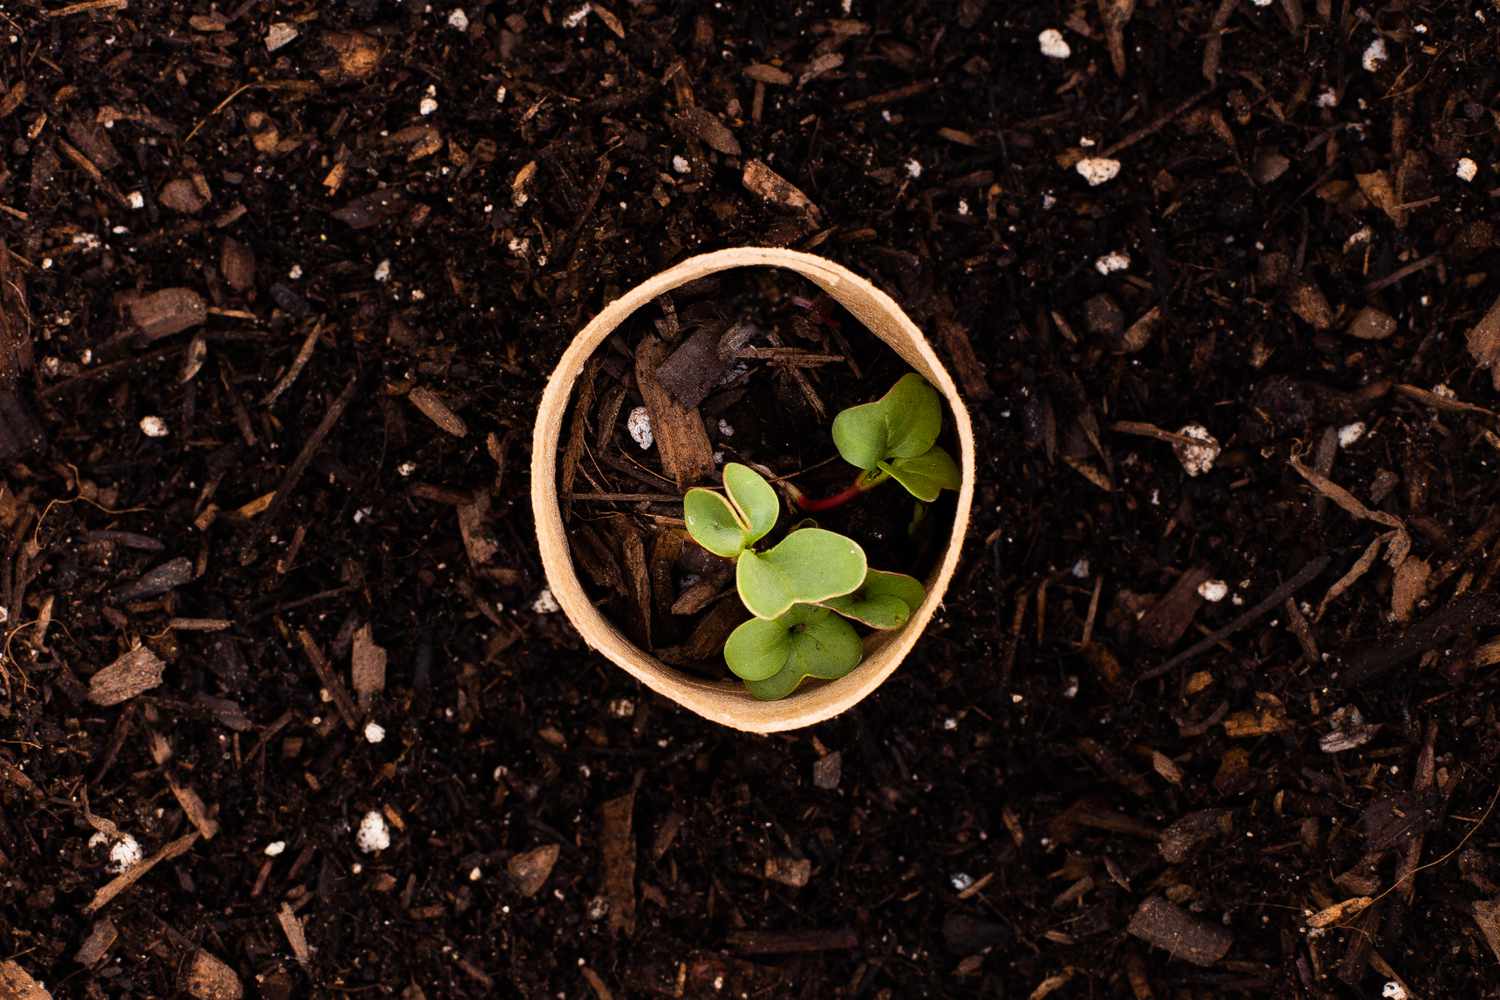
[723,463,778,546]
[736,528,867,620]
[731,605,864,700]
[832,373,943,471]
[820,569,926,628]
[684,488,747,558]
[882,446,961,502]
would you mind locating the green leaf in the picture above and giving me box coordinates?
[881,446,961,502]
[723,463,778,546]
[819,569,926,628]
[724,617,792,681]
[735,528,867,620]
[832,373,944,471]
[683,488,747,558]
[739,606,864,700]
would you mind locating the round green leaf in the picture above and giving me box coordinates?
[788,610,865,679]
[863,569,927,612]
[882,446,961,502]
[735,528,867,620]
[744,666,807,701]
[819,592,909,629]
[723,463,778,546]
[684,488,747,558]
[831,374,943,471]
[724,616,792,681]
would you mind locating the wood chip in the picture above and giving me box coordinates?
[1159,809,1231,863]
[184,949,244,1000]
[85,831,200,914]
[1468,294,1500,392]
[75,917,118,966]
[1307,896,1373,929]
[600,789,637,935]
[160,178,208,213]
[507,844,560,898]
[1288,280,1334,330]
[673,107,741,156]
[1474,896,1500,964]
[128,288,207,340]
[407,385,468,437]
[1355,170,1403,226]
[351,623,387,707]
[89,645,165,706]
[764,856,812,888]
[277,903,312,966]
[1346,306,1397,341]
[1137,567,1211,649]
[457,495,499,565]
[726,928,858,954]
[297,628,360,730]
[220,236,255,292]
[741,159,822,221]
[169,778,220,839]
[634,337,714,489]
[1127,896,1232,967]
[0,962,51,1000]
[744,63,793,85]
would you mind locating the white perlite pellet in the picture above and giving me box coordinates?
[1075,157,1121,186]
[1197,580,1229,603]
[1173,424,1221,477]
[1037,29,1070,59]
[139,416,169,438]
[356,811,391,853]
[1456,157,1478,182]
[626,406,653,449]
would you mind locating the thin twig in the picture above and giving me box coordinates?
[1139,555,1330,680]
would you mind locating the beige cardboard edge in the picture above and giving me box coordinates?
[531,247,976,733]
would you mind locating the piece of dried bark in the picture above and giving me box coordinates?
[600,789,637,936]
[114,556,194,601]
[742,160,822,221]
[457,495,498,565]
[85,831,200,914]
[1098,0,1137,76]
[0,961,51,999]
[654,322,751,408]
[169,779,220,840]
[128,288,207,340]
[351,623,387,707]
[507,844,560,898]
[220,236,255,292]
[1474,896,1500,964]
[1158,809,1231,863]
[160,178,208,213]
[673,107,741,156]
[634,337,714,489]
[90,646,165,706]
[1127,896,1232,967]
[1137,567,1211,649]
[320,31,383,82]
[75,918,118,966]
[1289,281,1334,330]
[1468,294,1500,391]
[277,904,311,966]
[1346,306,1397,341]
[184,949,243,1000]
[764,857,811,888]
[408,386,468,437]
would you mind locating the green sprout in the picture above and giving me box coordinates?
[677,371,954,700]
[792,374,961,511]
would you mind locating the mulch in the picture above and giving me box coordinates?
[3,1,1500,997]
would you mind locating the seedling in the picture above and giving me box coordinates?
[682,464,929,700]
[684,464,867,620]
[794,374,961,511]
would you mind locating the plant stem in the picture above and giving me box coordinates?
[794,469,889,512]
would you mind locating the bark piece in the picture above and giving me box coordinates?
[407,385,468,437]
[673,107,741,156]
[320,31,383,82]
[1475,896,1500,964]
[65,119,123,170]
[0,962,51,999]
[114,556,194,601]
[764,856,811,888]
[457,495,498,565]
[1289,281,1334,330]
[507,844,560,898]
[160,178,208,213]
[169,779,220,839]
[1137,567,1212,649]
[742,160,822,221]
[634,337,714,489]
[600,790,637,935]
[128,288,207,340]
[1468,294,1500,391]
[1159,810,1231,863]
[75,918,118,966]
[220,237,255,292]
[90,646,166,706]
[276,904,311,966]
[655,321,756,408]
[184,949,243,1000]
[351,623,387,707]
[1127,896,1232,967]
[1347,306,1397,341]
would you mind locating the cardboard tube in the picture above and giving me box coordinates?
[531,248,975,732]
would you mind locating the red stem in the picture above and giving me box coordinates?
[795,480,868,513]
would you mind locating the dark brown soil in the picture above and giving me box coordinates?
[3,2,1500,998]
